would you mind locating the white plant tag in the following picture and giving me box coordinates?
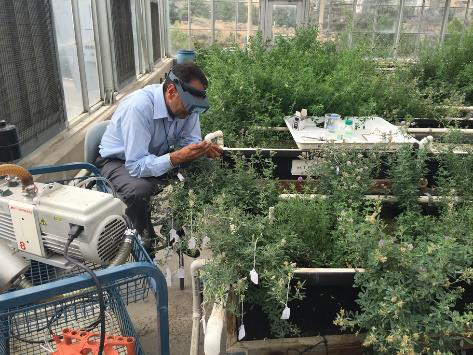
[249,268,259,285]
[336,166,340,175]
[188,237,196,249]
[281,306,291,320]
[202,235,210,247]
[169,228,179,242]
[177,173,185,182]
[177,267,185,279]
[165,267,172,287]
[238,324,246,340]
[201,316,207,335]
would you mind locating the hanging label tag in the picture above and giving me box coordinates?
[249,268,259,285]
[165,267,172,287]
[281,306,291,320]
[238,324,246,341]
[170,228,179,242]
[177,267,185,279]
[188,237,196,249]
[201,316,207,335]
[202,235,210,247]
[177,173,185,182]
[336,166,340,175]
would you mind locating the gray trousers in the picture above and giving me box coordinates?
[95,157,168,235]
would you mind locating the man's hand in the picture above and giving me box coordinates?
[206,143,223,159]
[170,141,211,166]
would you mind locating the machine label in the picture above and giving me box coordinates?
[8,200,45,257]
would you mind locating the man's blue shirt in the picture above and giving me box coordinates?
[99,84,202,177]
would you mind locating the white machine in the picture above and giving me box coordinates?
[0,175,128,291]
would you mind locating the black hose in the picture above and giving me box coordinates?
[64,224,106,355]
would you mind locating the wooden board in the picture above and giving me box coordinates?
[226,309,364,355]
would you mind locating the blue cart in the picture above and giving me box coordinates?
[0,163,170,355]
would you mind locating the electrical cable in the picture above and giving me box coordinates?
[76,176,117,197]
[9,296,102,345]
[63,224,106,355]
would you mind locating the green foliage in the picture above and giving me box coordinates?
[388,145,428,211]
[197,27,462,147]
[411,25,473,105]
[158,141,473,348]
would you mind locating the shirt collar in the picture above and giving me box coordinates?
[154,84,174,122]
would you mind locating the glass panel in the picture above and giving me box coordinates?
[215,1,237,33]
[405,0,425,5]
[398,32,419,56]
[446,7,468,33]
[191,29,212,47]
[372,33,394,56]
[354,5,376,32]
[421,6,445,35]
[401,6,424,33]
[375,5,398,33]
[78,0,101,105]
[215,30,238,46]
[169,28,190,54]
[328,4,353,32]
[272,4,297,38]
[308,0,320,26]
[51,0,84,120]
[351,31,373,47]
[169,1,189,54]
[169,0,189,27]
[190,0,211,29]
[417,33,440,48]
[237,2,260,31]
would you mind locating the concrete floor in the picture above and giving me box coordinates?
[127,251,208,355]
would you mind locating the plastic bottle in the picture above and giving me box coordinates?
[344,119,354,140]
[324,113,341,133]
[335,119,345,141]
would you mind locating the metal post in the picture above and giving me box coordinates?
[91,0,104,100]
[461,0,472,42]
[393,0,406,57]
[371,4,378,51]
[71,0,90,112]
[96,0,116,103]
[133,0,145,74]
[247,0,252,45]
[137,0,151,72]
[414,0,426,54]
[348,0,358,47]
[188,0,192,48]
[236,0,239,39]
[211,0,215,44]
[318,0,327,34]
[439,0,451,45]
[145,0,154,66]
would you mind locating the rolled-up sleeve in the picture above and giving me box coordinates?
[121,103,173,178]
[178,113,202,147]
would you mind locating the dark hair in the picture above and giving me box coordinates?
[163,62,208,92]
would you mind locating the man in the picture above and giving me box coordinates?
[96,63,222,248]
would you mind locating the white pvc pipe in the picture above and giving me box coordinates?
[279,194,459,204]
[407,128,473,134]
[204,130,224,146]
[190,259,207,355]
[204,303,226,355]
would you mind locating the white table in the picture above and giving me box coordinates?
[284,116,418,149]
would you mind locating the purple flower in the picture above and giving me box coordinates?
[378,239,385,248]
[297,176,303,182]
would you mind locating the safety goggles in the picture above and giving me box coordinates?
[167,71,209,114]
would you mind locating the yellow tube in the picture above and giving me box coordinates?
[0,164,34,189]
